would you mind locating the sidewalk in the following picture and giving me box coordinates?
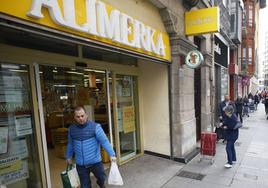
[106,104,268,188]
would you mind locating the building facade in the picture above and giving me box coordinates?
[0,0,222,187]
[240,0,266,96]
[0,1,173,187]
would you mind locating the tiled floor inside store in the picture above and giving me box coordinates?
[48,148,110,188]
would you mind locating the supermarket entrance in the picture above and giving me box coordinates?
[38,64,113,187]
[36,64,141,187]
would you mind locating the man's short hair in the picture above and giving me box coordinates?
[74,106,86,113]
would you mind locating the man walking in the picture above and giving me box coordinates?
[66,106,116,188]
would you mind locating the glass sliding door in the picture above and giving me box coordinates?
[115,74,140,162]
[0,63,42,188]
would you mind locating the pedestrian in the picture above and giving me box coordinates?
[248,92,253,100]
[222,105,239,168]
[254,93,259,110]
[243,96,249,117]
[66,106,116,188]
[264,93,268,120]
[217,95,235,142]
[219,95,235,119]
[235,96,243,123]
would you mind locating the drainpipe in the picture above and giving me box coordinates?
[211,34,215,132]
[168,63,174,160]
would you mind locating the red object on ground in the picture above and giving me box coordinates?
[200,132,217,156]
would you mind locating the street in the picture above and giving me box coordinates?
[109,104,268,188]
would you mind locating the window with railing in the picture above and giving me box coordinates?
[248,47,252,64]
[248,4,253,27]
[242,10,246,25]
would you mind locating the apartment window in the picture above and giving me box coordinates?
[248,47,252,64]
[248,4,253,27]
[242,11,246,27]
[230,14,236,33]
[242,47,247,59]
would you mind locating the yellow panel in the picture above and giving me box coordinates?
[0,0,171,62]
[185,7,219,36]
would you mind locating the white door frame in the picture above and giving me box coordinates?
[34,63,52,188]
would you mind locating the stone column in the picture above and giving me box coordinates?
[201,53,213,132]
[169,36,198,161]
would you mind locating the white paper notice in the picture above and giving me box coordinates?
[15,115,32,137]
[9,139,28,159]
[0,160,29,185]
[0,127,8,154]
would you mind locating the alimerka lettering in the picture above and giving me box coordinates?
[27,0,166,57]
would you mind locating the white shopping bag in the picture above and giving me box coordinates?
[67,165,80,188]
[108,161,123,186]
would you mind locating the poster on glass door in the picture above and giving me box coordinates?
[15,115,32,137]
[122,106,135,133]
[0,127,8,154]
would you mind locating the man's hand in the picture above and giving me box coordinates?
[66,158,72,164]
[110,156,117,163]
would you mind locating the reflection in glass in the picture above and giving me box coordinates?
[0,63,42,188]
[115,74,140,161]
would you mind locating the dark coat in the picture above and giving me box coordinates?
[254,95,259,104]
[235,99,243,114]
[223,113,239,141]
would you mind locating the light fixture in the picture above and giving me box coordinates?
[9,69,28,73]
[1,64,20,69]
[53,84,76,88]
[84,68,105,73]
[66,71,84,75]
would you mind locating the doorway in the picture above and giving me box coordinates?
[38,65,113,187]
[114,74,140,162]
[35,64,141,187]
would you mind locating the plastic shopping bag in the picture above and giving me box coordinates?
[108,161,124,186]
[61,164,80,188]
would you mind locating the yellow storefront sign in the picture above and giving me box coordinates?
[0,0,171,62]
[122,106,135,134]
[185,7,219,36]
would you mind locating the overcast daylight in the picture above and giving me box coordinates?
[1,1,268,188]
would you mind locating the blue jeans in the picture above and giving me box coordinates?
[76,162,106,188]
[226,139,236,165]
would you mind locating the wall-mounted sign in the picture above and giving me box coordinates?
[185,7,219,36]
[0,0,171,61]
[185,50,204,69]
[214,35,228,68]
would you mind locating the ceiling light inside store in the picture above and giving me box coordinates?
[84,69,105,73]
[2,64,20,69]
[53,70,58,73]
[53,84,76,88]
[60,96,68,100]
[9,69,28,73]
[96,79,103,83]
[66,71,84,75]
